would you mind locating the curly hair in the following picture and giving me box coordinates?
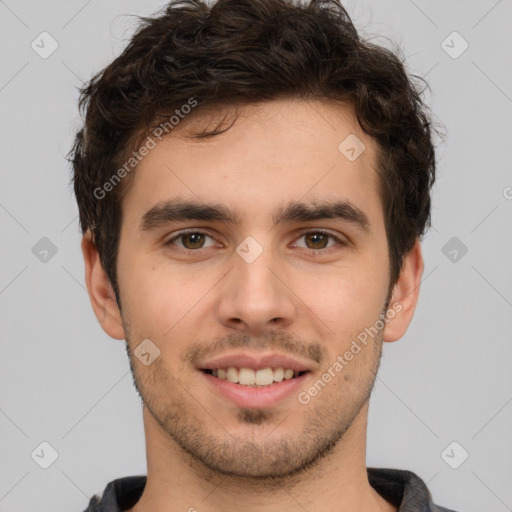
[69,0,437,302]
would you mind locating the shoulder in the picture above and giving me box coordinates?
[368,467,462,512]
[82,475,147,512]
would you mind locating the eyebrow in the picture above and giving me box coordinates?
[140,198,371,233]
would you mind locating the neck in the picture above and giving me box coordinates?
[126,403,396,512]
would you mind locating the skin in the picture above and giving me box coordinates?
[82,98,424,512]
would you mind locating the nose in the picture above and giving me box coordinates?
[216,247,297,335]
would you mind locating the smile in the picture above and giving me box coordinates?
[202,367,309,387]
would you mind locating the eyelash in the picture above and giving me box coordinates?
[164,229,347,254]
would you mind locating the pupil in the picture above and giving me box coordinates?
[185,233,204,249]
[182,233,328,250]
[307,233,327,249]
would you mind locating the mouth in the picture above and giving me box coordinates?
[197,352,314,407]
[201,367,310,387]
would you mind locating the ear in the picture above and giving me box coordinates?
[383,238,424,343]
[81,230,126,340]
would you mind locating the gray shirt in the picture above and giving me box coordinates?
[83,468,460,511]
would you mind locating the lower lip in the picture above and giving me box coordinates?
[200,371,310,408]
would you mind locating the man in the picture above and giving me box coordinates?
[70,0,456,510]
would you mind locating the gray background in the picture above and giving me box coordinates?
[1,0,511,511]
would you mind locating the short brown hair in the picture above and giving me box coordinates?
[69,0,438,301]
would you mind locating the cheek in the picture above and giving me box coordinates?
[118,250,222,344]
[295,261,387,334]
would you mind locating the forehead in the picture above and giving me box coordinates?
[120,98,383,231]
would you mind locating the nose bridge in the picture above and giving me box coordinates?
[234,235,282,302]
[217,234,296,332]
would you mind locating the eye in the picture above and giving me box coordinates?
[165,230,218,251]
[164,229,346,254]
[294,230,345,251]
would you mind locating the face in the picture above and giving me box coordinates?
[100,99,406,479]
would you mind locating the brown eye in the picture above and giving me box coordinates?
[295,231,343,251]
[304,232,330,249]
[165,231,217,252]
[181,232,206,249]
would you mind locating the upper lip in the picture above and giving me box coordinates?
[197,352,314,372]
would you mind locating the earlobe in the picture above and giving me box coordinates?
[81,230,126,340]
[383,238,424,343]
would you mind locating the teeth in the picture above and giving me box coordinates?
[273,367,284,382]
[255,368,274,386]
[284,369,294,380]
[238,368,255,385]
[226,367,239,383]
[212,366,303,386]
